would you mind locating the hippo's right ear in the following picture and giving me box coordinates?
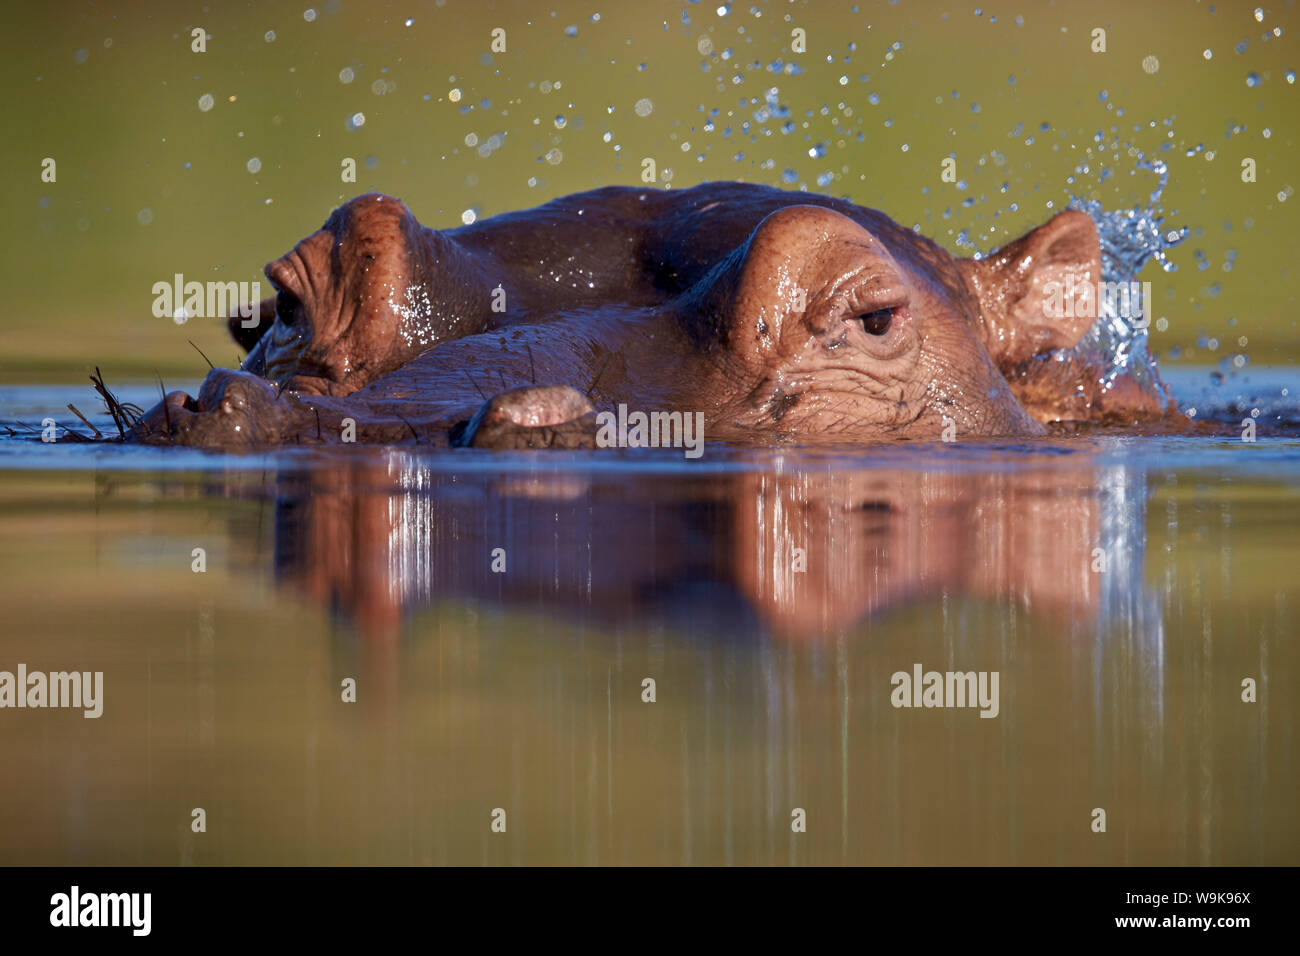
[688,205,910,368]
[227,296,278,353]
[959,210,1102,370]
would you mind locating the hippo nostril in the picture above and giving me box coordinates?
[858,308,894,336]
[275,290,301,326]
[162,390,199,413]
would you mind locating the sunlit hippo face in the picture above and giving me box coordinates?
[692,204,1102,439]
[260,194,435,397]
[134,181,1147,451]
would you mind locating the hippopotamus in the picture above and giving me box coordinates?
[132,182,1171,449]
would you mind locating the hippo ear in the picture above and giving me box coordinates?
[960,210,1102,369]
[690,205,907,366]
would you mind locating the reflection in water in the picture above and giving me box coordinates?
[1,439,1295,865]
[250,447,1187,863]
[273,449,1137,642]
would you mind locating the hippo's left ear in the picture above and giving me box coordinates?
[958,210,1102,369]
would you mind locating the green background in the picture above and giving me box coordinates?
[1,0,1295,381]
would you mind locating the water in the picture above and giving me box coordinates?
[0,368,1296,864]
[2,0,1296,867]
[1065,153,1187,402]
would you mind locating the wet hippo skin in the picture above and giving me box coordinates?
[133,182,1172,449]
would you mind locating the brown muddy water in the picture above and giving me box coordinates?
[0,368,1296,865]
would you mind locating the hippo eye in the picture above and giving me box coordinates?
[857,308,894,336]
[275,290,300,325]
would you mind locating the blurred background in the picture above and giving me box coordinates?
[0,0,1294,381]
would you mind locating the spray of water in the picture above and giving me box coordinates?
[1064,151,1188,403]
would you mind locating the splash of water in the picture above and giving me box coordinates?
[1063,153,1188,399]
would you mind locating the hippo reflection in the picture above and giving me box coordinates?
[133,183,1174,449]
[261,450,1146,639]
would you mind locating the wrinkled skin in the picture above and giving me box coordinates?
[132,183,1175,449]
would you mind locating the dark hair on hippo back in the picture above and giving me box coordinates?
[133,181,1177,449]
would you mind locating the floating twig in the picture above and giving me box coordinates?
[66,403,102,439]
[89,367,140,438]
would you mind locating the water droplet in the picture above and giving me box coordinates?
[1246,72,1261,87]
[347,111,365,129]
[198,93,214,112]
[246,157,262,174]
[634,98,654,117]
[461,209,477,225]
[339,67,355,84]
[136,208,153,226]
[303,8,317,23]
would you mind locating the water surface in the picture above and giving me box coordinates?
[0,368,1296,864]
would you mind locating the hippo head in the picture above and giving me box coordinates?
[145,184,1116,449]
[684,204,1101,440]
[251,193,479,397]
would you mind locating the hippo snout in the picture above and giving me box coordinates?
[134,369,287,447]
